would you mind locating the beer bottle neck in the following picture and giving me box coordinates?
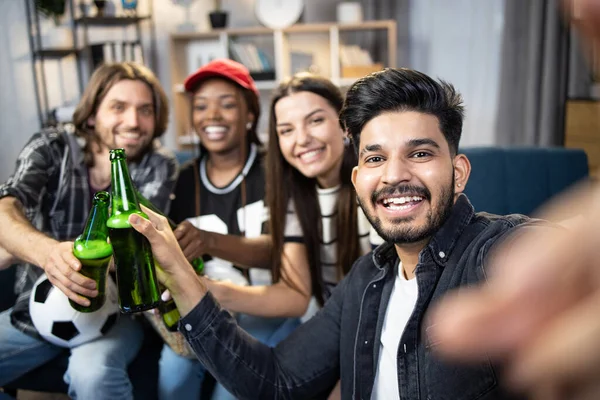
[74,191,112,259]
[110,158,141,215]
[135,190,177,230]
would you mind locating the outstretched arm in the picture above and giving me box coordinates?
[130,206,340,399]
[0,196,97,305]
[0,244,17,270]
[174,221,272,269]
[429,180,600,398]
[205,241,312,317]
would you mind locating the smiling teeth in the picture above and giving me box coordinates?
[205,126,227,134]
[120,132,140,139]
[382,196,423,205]
[300,149,323,160]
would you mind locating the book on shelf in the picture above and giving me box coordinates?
[229,40,273,73]
[339,45,374,66]
[90,41,143,70]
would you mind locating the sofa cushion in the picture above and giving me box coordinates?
[461,147,589,215]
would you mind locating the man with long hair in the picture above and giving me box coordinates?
[0,62,177,399]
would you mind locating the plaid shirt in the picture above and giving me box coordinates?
[0,128,178,337]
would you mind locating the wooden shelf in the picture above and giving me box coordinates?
[169,20,397,150]
[75,15,150,26]
[34,48,79,59]
[171,20,396,39]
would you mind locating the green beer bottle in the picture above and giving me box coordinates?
[107,148,160,313]
[70,191,113,313]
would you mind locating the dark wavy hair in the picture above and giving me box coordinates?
[72,62,169,166]
[340,68,465,156]
[266,73,360,306]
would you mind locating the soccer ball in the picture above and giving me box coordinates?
[29,274,120,348]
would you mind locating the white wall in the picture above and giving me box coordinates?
[0,0,40,182]
[409,0,506,147]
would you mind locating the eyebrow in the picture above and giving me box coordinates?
[407,138,441,149]
[109,99,153,108]
[359,144,382,158]
[359,138,441,158]
[277,108,325,127]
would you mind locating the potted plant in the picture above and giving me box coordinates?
[209,0,228,29]
[35,0,67,25]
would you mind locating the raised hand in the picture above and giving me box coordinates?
[130,205,207,316]
[429,181,600,399]
[173,221,211,262]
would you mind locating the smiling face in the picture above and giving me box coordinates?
[88,79,155,160]
[275,91,345,188]
[191,78,254,156]
[351,110,470,244]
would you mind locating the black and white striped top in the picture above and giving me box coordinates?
[284,185,382,289]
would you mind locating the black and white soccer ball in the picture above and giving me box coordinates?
[29,273,119,348]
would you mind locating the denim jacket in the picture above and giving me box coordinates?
[181,195,534,400]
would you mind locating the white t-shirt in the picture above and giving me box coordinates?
[371,262,418,400]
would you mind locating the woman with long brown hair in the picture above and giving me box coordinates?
[207,72,381,322]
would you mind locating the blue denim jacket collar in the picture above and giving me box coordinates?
[372,193,475,269]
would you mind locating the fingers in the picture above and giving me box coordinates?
[44,242,97,300]
[173,222,205,260]
[506,291,600,391]
[161,288,172,301]
[430,222,594,362]
[428,287,526,361]
[139,204,167,231]
[45,263,98,297]
[129,212,159,241]
[181,242,202,262]
[173,221,193,240]
[49,277,94,307]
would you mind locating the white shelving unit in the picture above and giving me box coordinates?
[169,20,397,149]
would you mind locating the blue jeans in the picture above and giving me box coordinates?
[0,308,143,400]
[158,344,206,400]
[158,315,300,400]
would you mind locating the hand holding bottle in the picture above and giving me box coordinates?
[42,241,98,307]
[130,205,208,318]
[173,221,212,262]
[70,191,113,313]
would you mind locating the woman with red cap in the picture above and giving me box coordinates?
[160,59,302,400]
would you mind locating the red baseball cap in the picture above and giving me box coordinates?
[183,58,259,97]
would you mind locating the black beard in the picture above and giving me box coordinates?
[358,181,455,244]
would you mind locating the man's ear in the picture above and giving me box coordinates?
[351,166,358,191]
[453,154,471,194]
[87,116,95,127]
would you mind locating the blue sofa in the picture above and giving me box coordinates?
[460,147,589,215]
[0,146,588,397]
